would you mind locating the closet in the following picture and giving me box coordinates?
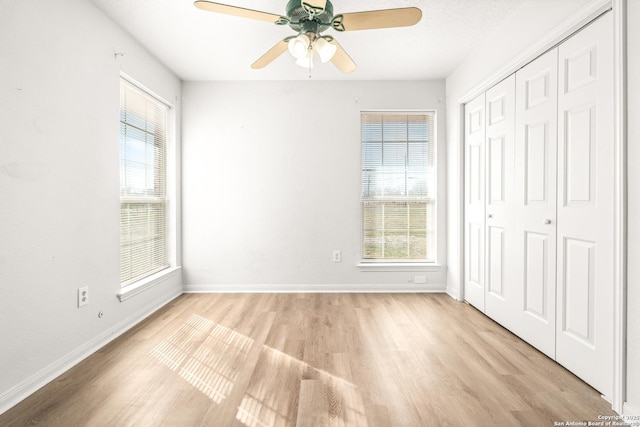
[464,12,613,397]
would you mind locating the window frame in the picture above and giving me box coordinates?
[119,76,174,290]
[359,110,438,266]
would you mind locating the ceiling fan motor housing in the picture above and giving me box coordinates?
[285,0,334,33]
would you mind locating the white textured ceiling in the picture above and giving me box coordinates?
[88,0,526,81]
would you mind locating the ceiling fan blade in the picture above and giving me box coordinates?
[336,7,422,31]
[329,40,356,74]
[194,1,282,23]
[251,39,289,69]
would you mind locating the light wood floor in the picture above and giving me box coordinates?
[0,293,619,426]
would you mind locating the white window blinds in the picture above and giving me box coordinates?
[361,112,436,261]
[120,79,169,285]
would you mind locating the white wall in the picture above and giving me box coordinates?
[182,80,446,291]
[0,0,181,412]
[625,0,640,413]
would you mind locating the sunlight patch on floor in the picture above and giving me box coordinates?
[151,314,254,404]
[237,345,367,427]
[151,312,366,425]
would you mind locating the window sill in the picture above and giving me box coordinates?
[117,266,182,302]
[357,262,441,272]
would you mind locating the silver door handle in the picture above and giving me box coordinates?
[488,214,493,218]
[544,219,552,224]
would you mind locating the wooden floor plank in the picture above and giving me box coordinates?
[0,293,620,426]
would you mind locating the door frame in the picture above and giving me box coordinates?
[455,0,627,413]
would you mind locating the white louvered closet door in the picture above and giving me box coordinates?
[555,12,614,397]
[464,93,486,311]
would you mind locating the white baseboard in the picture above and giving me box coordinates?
[446,284,462,301]
[0,287,182,416]
[183,283,446,294]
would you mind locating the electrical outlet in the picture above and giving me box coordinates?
[78,286,88,307]
[333,250,341,263]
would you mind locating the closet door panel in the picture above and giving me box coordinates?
[485,75,515,325]
[513,48,558,358]
[556,12,613,397]
[525,123,549,203]
[488,226,504,297]
[464,93,486,311]
[524,231,550,319]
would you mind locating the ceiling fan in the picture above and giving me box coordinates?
[194,0,422,73]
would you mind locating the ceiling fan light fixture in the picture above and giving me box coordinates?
[313,37,337,63]
[288,34,310,59]
[295,49,314,68]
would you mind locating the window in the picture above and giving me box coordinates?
[120,79,169,285]
[361,112,436,262]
